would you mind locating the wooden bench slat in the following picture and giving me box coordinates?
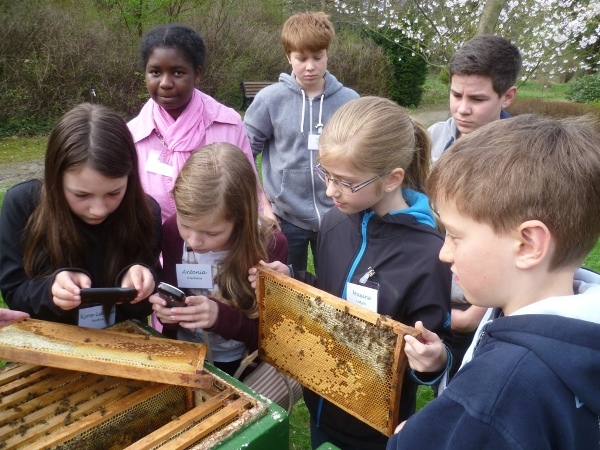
[241,81,274,109]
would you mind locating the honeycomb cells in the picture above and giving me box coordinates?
[259,274,405,434]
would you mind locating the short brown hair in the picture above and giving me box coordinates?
[281,11,335,55]
[450,35,521,96]
[428,114,600,270]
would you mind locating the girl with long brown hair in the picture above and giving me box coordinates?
[0,103,161,327]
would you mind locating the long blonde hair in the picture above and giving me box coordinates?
[318,96,430,193]
[172,143,271,318]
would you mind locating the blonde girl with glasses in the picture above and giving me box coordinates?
[251,96,452,449]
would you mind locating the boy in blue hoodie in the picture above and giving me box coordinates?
[243,11,358,274]
[388,114,600,450]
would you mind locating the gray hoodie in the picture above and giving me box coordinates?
[244,71,358,231]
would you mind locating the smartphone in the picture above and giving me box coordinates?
[80,287,138,304]
[157,282,187,308]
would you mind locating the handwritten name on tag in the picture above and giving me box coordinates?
[78,304,116,328]
[176,263,214,289]
[346,282,378,312]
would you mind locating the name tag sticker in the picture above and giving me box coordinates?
[176,263,214,289]
[346,281,379,312]
[78,304,115,329]
[308,134,320,150]
[145,150,173,177]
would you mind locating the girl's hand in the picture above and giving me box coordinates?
[451,305,487,332]
[248,260,290,288]
[149,293,179,324]
[121,265,156,303]
[52,271,92,310]
[168,295,218,330]
[0,309,29,327]
[404,321,447,373]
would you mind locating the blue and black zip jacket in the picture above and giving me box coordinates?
[301,189,452,450]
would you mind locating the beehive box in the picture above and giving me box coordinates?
[0,319,288,449]
[255,267,421,437]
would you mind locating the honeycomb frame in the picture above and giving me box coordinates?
[0,319,209,389]
[256,267,421,436]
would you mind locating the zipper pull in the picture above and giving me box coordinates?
[359,267,375,284]
[473,323,490,355]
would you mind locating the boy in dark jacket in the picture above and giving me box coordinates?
[388,114,600,450]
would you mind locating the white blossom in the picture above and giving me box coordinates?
[333,0,600,78]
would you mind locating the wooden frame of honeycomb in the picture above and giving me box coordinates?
[255,267,421,437]
[0,319,210,389]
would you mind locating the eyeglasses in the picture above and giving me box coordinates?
[315,163,387,194]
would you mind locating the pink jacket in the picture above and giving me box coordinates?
[128,89,255,222]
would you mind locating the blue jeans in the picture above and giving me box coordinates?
[279,219,318,274]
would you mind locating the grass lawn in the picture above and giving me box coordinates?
[420,72,572,107]
[0,136,46,164]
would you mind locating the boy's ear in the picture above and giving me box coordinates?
[195,67,202,85]
[514,220,552,269]
[501,86,517,109]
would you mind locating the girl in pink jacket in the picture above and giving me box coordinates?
[128,24,271,222]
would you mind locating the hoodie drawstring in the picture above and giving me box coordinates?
[301,90,306,136]
[300,91,324,137]
[316,94,324,134]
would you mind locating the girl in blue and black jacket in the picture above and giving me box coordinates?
[254,96,452,450]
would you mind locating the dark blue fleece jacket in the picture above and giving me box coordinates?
[388,271,600,450]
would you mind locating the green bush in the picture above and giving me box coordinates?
[328,26,391,98]
[437,67,450,86]
[365,27,428,107]
[420,72,450,106]
[0,0,396,136]
[0,116,56,137]
[566,73,600,104]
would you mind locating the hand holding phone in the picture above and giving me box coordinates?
[80,287,138,304]
[157,282,187,308]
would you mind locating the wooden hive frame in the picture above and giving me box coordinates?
[0,319,211,389]
[255,267,421,437]
[0,362,266,449]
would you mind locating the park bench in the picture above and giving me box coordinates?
[241,81,275,110]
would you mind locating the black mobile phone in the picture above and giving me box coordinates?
[157,282,187,308]
[80,287,138,304]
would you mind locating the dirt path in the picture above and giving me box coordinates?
[411,106,449,126]
[0,106,449,191]
[0,161,44,191]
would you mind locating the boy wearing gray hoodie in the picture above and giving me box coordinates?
[244,11,358,273]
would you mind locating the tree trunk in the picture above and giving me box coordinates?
[477,0,506,35]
